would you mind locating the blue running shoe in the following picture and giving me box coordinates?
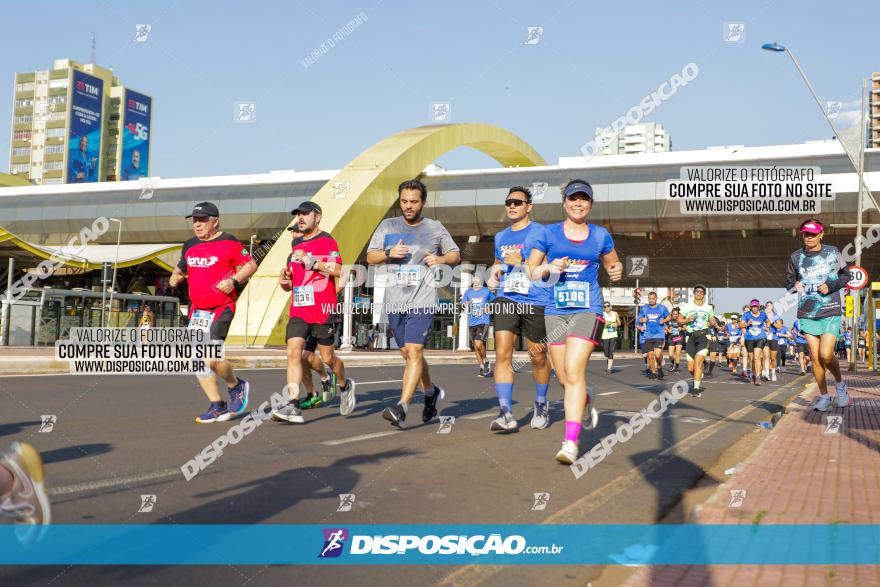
[196,401,233,424]
[228,378,250,415]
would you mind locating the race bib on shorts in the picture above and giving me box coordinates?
[503,272,530,295]
[293,286,315,307]
[189,309,214,332]
[395,266,420,287]
[554,282,589,309]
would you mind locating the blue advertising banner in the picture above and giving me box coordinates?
[1,524,879,565]
[120,89,151,180]
[67,70,103,183]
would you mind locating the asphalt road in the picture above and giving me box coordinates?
[0,357,807,586]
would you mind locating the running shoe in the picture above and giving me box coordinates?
[227,378,250,415]
[324,372,339,403]
[196,401,233,424]
[835,382,850,408]
[582,406,599,431]
[422,385,445,423]
[813,395,833,412]
[300,393,322,410]
[382,404,406,429]
[770,370,777,382]
[530,402,549,430]
[490,409,518,432]
[271,400,304,423]
[648,372,656,380]
[0,442,51,542]
[800,370,807,376]
[555,440,579,465]
[605,368,612,375]
[339,379,357,416]
[657,367,665,380]
[752,373,761,386]
[512,364,522,374]
[477,367,490,378]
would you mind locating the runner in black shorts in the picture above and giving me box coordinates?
[487,186,552,433]
[284,224,338,410]
[462,276,495,377]
[170,202,257,424]
[666,308,684,373]
[678,285,715,397]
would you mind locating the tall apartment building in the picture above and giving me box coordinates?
[595,122,671,155]
[9,59,152,185]
[871,72,880,149]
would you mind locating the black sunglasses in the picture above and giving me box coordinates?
[505,199,527,208]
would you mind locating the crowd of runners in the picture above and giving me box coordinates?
[0,182,859,532]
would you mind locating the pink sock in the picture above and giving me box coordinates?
[564,420,581,443]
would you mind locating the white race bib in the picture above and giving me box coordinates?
[395,266,420,287]
[293,286,315,307]
[189,309,214,332]
[503,272,530,295]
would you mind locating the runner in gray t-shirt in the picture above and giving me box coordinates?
[367,179,460,429]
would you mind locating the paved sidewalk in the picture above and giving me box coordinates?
[621,365,880,587]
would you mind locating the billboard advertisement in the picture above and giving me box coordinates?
[66,70,104,183]
[120,89,151,180]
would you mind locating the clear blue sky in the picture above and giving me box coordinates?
[2,0,877,176]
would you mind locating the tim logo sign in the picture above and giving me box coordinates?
[318,528,349,558]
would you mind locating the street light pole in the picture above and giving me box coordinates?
[761,43,879,213]
[851,78,868,371]
[246,234,256,347]
[107,219,123,328]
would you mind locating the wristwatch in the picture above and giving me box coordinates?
[385,246,392,258]
[231,277,240,287]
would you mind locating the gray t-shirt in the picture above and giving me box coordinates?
[368,216,459,311]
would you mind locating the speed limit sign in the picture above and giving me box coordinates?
[847,266,868,289]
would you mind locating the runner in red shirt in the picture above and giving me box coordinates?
[169,202,258,423]
[272,202,356,424]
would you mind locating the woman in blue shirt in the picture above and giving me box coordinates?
[526,179,623,465]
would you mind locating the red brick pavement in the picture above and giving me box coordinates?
[621,367,880,587]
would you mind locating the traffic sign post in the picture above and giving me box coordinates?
[848,266,868,372]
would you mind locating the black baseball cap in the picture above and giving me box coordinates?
[185,202,219,218]
[291,201,322,216]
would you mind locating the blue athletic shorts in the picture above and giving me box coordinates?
[388,310,435,347]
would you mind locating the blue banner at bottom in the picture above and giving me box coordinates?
[2,525,878,565]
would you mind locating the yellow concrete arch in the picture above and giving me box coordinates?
[226,123,546,346]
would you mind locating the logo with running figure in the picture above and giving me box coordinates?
[337,494,356,512]
[319,528,349,558]
[531,492,550,510]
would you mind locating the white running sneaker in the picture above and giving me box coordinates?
[813,395,833,412]
[835,382,850,408]
[490,409,518,432]
[770,370,777,382]
[555,440,579,465]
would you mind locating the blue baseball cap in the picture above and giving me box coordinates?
[563,181,593,200]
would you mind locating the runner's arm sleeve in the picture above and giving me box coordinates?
[784,250,799,290]
[825,263,851,294]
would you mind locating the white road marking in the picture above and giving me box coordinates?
[49,468,181,496]
[463,412,497,420]
[597,391,625,396]
[322,431,400,446]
